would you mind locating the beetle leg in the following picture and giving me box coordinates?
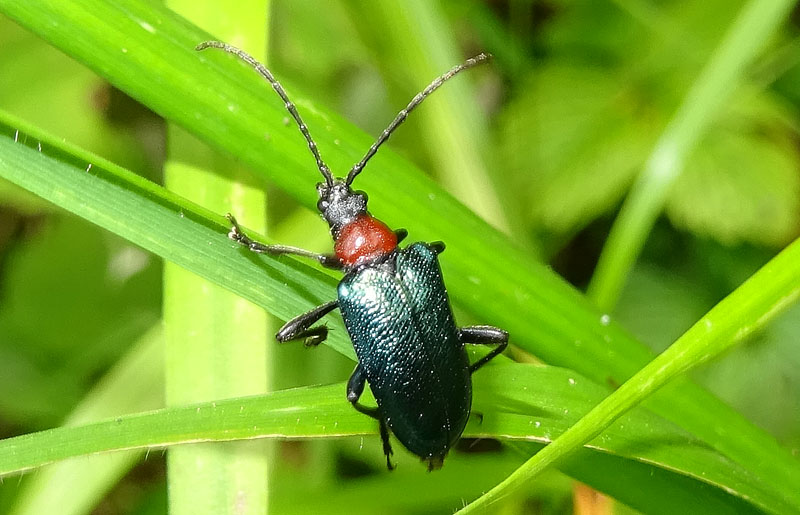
[347,365,395,470]
[429,241,446,255]
[394,228,408,244]
[378,419,395,471]
[346,364,368,402]
[459,325,509,374]
[226,213,343,270]
[276,300,339,346]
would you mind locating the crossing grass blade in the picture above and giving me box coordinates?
[0,359,784,514]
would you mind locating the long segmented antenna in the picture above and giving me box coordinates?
[196,40,334,187]
[345,53,492,186]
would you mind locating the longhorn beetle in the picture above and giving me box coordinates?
[196,41,508,470]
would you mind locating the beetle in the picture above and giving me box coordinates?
[196,41,509,470]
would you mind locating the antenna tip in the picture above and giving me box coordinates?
[195,40,220,52]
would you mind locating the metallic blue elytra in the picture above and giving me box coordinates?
[199,40,508,470]
[338,243,471,464]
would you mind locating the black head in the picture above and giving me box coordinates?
[316,180,368,237]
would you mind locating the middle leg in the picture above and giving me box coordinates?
[347,364,394,470]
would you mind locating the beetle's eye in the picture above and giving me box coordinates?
[356,190,368,203]
[317,198,329,212]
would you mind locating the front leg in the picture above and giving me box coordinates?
[276,300,339,346]
[347,365,394,470]
[226,214,342,270]
[394,228,408,244]
[459,325,508,374]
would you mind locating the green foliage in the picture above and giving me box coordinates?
[669,115,800,245]
[498,0,800,247]
[498,62,655,236]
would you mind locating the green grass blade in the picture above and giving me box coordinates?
[0,363,787,512]
[461,236,800,513]
[587,0,796,310]
[0,361,787,513]
[0,108,350,353]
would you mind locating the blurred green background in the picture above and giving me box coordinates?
[1,0,799,513]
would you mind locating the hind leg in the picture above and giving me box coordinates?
[347,364,394,470]
[459,325,508,373]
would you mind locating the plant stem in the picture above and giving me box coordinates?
[162,2,272,514]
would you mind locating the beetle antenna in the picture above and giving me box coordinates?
[196,40,334,187]
[345,53,492,186]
